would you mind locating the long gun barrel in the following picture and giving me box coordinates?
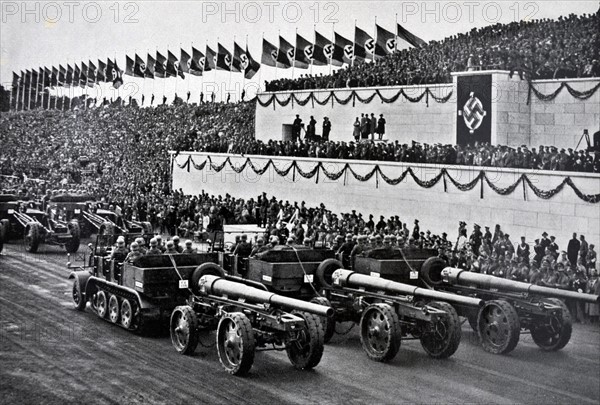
[441,267,600,304]
[199,275,334,317]
[332,269,483,308]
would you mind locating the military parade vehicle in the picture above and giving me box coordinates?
[218,245,482,362]
[171,266,332,375]
[419,264,600,354]
[0,194,80,253]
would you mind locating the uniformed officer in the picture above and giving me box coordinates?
[135,237,147,254]
[233,234,253,257]
[155,235,167,253]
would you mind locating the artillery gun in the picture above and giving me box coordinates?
[0,194,80,253]
[420,265,600,354]
[170,268,332,376]
[222,246,482,362]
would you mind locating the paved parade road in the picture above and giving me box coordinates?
[1,243,599,405]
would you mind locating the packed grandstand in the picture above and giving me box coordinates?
[1,11,599,322]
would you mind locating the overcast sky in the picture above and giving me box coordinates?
[1,1,597,102]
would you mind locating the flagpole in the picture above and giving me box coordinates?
[312,26,316,77]
[40,68,45,109]
[373,17,377,65]
[330,23,334,75]
[216,37,220,102]
[275,31,279,81]
[353,20,357,68]
[229,36,234,103]
[33,69,39,109]
[28,71,32,110]
[202,40,207,101]
[9,80,13,111]
[243,34,248,100]
[292,28,296,80]
[187,43,192,102]
[258,32,264,92]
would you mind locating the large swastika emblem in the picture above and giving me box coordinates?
[460,92,487,134]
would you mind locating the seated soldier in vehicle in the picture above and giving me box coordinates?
[337,233,355,268]
[232,234,253,257]
[124,242,144,264]
[249,237,267,257]
[303,237,313,248]
[155,235,167,253]
[146,238,162,255]
[364,235,394,258]
[172,235,184,253]
[135,237,147,254]
[165,240,179,254]
[109,236,129,262]
[182,239,197,254]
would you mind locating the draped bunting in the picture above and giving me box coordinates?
[257,87,453,109]
[527,81,600,105]
[173,155,600,204]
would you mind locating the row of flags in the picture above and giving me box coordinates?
[262,23,426,69]
[11,22,425,94]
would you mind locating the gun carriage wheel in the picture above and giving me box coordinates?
[315,258,344,289]
[170,305,200,355]
[65,220,81,253]
[530,298,572,351]
[310,296,336,343]
[286,311,325,370]
[419,301,461,359]
[359,303,402,362]
[24,222,42,253]
[477,299,520,354]
[216,312,256,376]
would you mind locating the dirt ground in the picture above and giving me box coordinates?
[1,242,599,405]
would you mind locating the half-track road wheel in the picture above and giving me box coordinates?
[315,259,344,289]
[24,222,42,253]
[359,303,401,362]
[420,301,461,359]
[108,294,120,324]
[477,299,520,354]
[120,298,134,329]
[216,312,255,376]
[170,306,199,355]
[530,298,573,351]
[310,296,335,343]
[65,220,81,253]
[96,290,108,319]
[71,278,86,311]
[286,311,325,370]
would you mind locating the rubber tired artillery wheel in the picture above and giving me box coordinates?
[286,311,325,370]
[170,306,199,355]
[420,301,462,359]
[310,296,336,343]
[530,298,573,351]
[477,299,520,354]
[24,222,42,253]
[65,220,81,253]
[216,312,255,376]
[359,303,402,362]
[71,278,87,311]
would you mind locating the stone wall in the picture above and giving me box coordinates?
[172,152,600,250]
[254,73,600,150]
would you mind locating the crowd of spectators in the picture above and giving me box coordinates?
[199,137,600,173]
[266,11,600,91]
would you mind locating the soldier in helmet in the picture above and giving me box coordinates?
[155,235,167,253]
[182,240,197,254]
[172,235,184,253]
[124,242,144,263]
[165,240,178,254]
[233,234,252,257]
[135,237,147,254]
[350,235,368,268]
[336,233,355,268]
[110,236,128,262]
[146,238,162,255]
[249,237,267,257]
